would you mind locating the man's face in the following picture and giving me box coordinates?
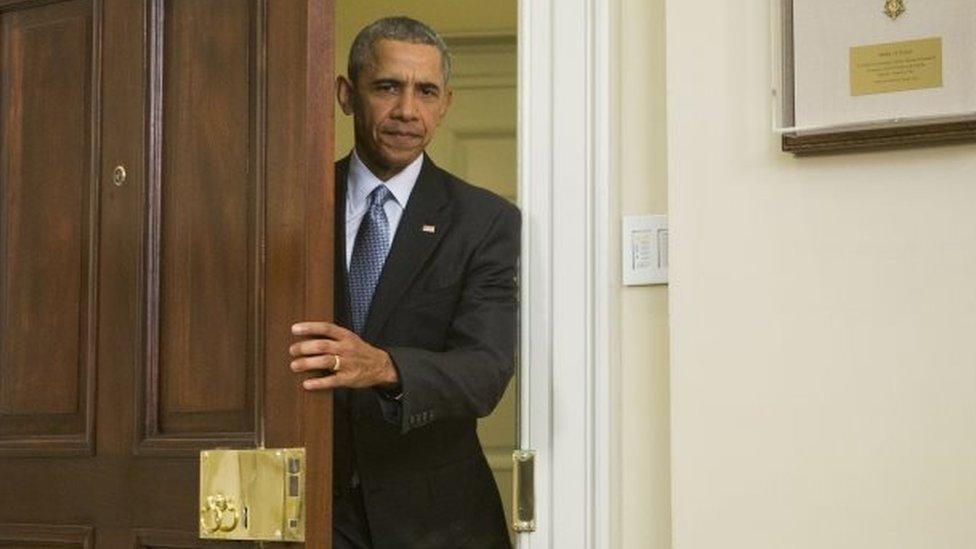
[338,39,453,180]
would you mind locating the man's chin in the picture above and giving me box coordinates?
[379,148,423,168]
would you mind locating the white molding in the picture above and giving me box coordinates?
[517,0,554,545]
[517,0,615,547]
[589,0,620,549]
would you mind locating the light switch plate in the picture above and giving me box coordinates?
[622,215,668,286]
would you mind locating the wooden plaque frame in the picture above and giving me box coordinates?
[777,0,976,155]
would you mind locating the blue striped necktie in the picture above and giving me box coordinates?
[349,185,393,334]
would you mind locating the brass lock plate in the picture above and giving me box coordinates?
[199,448,305,542]
[512,450,536,533]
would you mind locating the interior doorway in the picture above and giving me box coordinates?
[0,0,608,545]
[334,0,520,540]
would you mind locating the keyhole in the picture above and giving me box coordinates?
[112,165,127,187]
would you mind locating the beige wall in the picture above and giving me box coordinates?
[667,2,976,549]
[615,0,672,548]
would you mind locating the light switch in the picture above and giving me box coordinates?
[622,215,668,286]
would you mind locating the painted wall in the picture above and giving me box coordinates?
[614,0,672,547]
[667,2,976,549]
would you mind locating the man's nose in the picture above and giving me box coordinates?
[392,90,419,120]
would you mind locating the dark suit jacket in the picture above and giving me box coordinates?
[334,154,519,548]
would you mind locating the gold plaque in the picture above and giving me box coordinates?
[850,37,942,96]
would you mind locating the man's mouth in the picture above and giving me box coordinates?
[383,130,422,138]
[381,129,423,147]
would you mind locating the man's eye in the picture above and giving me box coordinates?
[377,83,398,92]
[420,87,439,97]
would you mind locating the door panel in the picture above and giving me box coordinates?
[0,0,96,455]
[0,0,334,545]
[144,0,262,450]
[157,0,255,431]
[0,524,93,547]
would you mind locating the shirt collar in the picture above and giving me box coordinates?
[348,149,424,209]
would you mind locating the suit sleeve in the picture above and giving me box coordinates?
[384,202,520,434]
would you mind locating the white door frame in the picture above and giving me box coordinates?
[517,0,616,547]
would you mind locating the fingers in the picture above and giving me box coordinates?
[301,375,342,391]
[288,338,341,358]
[300,367,366,391]
[290,354,339,373]
[291,322,351,339]
[289,321,363,392]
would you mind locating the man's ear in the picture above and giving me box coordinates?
[336,75,355,115]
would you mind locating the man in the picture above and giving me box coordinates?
[288,16,519,549]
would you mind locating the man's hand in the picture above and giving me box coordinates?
[289,322,399,391]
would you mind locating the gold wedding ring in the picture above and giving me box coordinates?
[332,355,341,372]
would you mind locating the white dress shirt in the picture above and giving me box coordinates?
[345,150,424,269]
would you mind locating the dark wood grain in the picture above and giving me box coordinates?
[0,524,93,547]
[133,528,253,548]
[139,0,261,452]
[778,0,976,155]
[301,0,335,545]
[264,0,335,546]
[0,0,72,11]
[0,0,334,545]
[783,120,976,155]
[0,0,96,456]
[158,0,253,422]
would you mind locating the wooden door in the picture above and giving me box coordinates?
[0,0,334,547]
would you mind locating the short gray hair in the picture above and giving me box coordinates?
[348,16,452,86]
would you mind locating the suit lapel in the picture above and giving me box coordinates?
[334,156,351,328]
[364,155,452,339]
[333,157,352,410]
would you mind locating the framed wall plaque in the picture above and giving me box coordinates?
[773,0,976,154]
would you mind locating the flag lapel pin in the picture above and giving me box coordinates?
[422,224,436,234]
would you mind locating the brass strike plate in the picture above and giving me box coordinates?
[199,448,305,542]
[512,450,536,533]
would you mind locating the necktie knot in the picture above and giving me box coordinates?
[370,185,393,207]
